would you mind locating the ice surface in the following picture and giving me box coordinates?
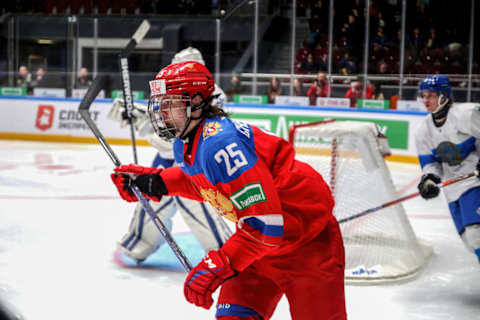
[0,141,479,320]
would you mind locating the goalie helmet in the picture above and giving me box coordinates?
[171,47,205,65]
[148,61,215,141]
[418,75,452,114]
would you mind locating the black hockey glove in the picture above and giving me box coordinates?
[133,174,167,201]
[418,173,441,199]
[113,164,168,202]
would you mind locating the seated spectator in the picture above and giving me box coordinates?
[293,78,305,96]
[371,81,384,100]
[344,78,373,107]
[300,53,319,74]
[306,79,324,106]
[296,41,311,65]
[76,67,92,89]
[226,74,246,101]
[317,52,328,72]
[338,52,358,76]
[316,72,331,97]
[424,27,443,60]
[372,27,387,49]
[268,77,282,104]
[31,67,49,88]
[341,14,362,58]
[377,60,389,75]
[16,65,32,89]
[407,27,425,61]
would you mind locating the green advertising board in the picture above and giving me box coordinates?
[357,99,390,109]
[230,113,408,150]
[233,94,268,104]
[0,87,27,96]
[111,90,145,100]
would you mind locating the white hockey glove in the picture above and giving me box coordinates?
[107,98,151,135]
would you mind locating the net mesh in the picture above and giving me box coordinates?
[291,120,432,283]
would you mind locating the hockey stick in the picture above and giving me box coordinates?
[118,19,151,164]
[338,170,479,224]
[78,75,192,272]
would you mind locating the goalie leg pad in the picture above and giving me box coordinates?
[176,197,232,252]
[118,196,176,261]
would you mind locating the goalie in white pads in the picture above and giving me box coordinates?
[108,47,231,262]
[415,75,480,263]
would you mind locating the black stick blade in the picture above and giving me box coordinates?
[79,75,107,112]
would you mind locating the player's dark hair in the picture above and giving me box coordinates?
[201,94,229,118]
[204,104,229,118]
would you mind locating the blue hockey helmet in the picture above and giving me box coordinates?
[418,75,452,99]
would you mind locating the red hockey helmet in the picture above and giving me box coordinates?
[151,61,214,101]
[148,61,215,141]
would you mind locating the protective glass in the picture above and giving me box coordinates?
[148,94,191,141]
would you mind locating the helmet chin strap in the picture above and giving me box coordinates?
[177,95,213,139]
[432,94,448,114]
[431,94,451,122]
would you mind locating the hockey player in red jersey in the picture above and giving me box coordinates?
[111,61,347,319]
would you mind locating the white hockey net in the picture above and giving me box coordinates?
[289,120,432,283]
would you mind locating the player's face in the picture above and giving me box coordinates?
[149,94,189,140]
[420,91,439,113]
[159,96,188,137]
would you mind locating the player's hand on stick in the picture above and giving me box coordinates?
[184,250,236,309]
[111,164,167,202]
[418,173,441,199]
[111,172,138,202]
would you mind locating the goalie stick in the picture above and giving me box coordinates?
[78,75,192,272]
[118,19,151,164]
[338,170,479,224]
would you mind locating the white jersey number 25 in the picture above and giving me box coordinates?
[214,143,248,176]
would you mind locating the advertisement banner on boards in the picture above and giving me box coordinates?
[0,87,27,96]
[0,98,130,138]
[275,96,309,106]
[396,100,427,112]
[33,88,67,98]
[229,110,409,150]
[316,97,350,108]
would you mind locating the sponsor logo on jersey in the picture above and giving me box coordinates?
[230,183,267,210]
[202,122,223,140]
[199,187,237,222]
[35,105,55,131]
[476,207,480,215]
